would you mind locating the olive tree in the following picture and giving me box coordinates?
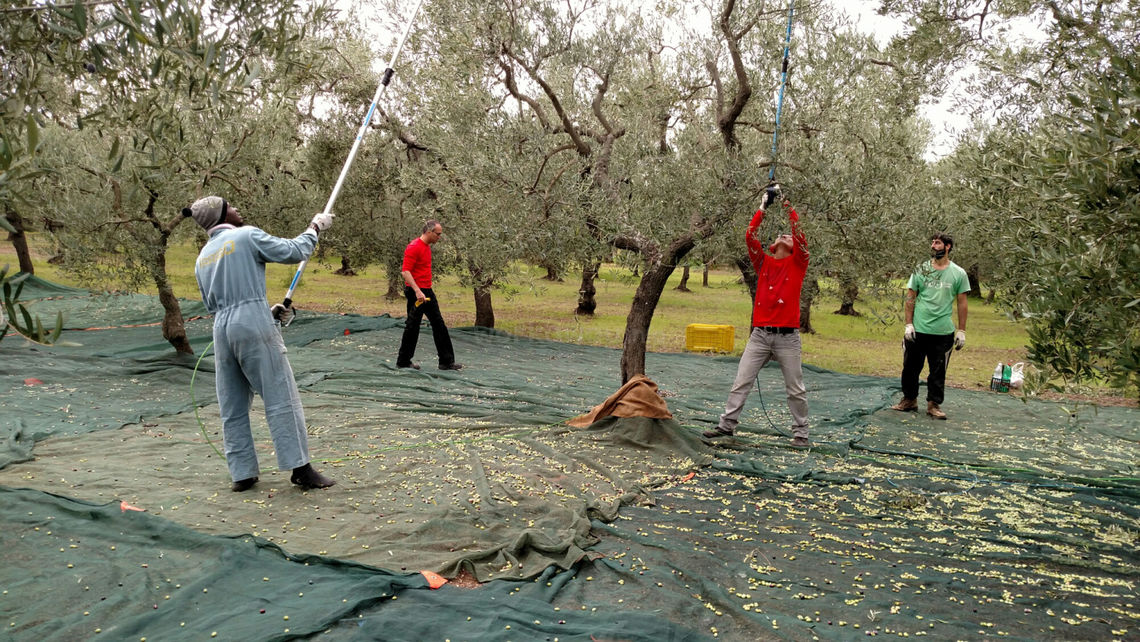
[885,0,1140,393]
[14,0,341,353]
[374,0,940,382]
[950,57,1139,393]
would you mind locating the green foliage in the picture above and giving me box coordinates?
[0,265,63,346]
[1010,55,1140,393]
[4,0,343,352]
[953,55,1140,395]
[886,1,1140,396]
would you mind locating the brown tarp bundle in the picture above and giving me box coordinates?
[567,374,674,427]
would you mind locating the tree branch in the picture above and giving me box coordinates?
[713,0,754,150]
[530,143,578,193]
[503,46,591,156]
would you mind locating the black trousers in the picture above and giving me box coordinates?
[397,287,456,367]
[900,331,955,405]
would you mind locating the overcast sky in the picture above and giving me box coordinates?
[355,0,1049,161]
[831,1,965,159]
[835,0,1049,159]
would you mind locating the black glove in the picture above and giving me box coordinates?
[271,303,296,327]
[763,183,781,210]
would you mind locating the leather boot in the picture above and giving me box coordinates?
[891,397,918,412]
[291,464,336,489]
[926,402,947,420]
[231,476,258,492]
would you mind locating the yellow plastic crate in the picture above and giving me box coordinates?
[685,323,734,353]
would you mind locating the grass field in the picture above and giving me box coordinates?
[4,236,1134,403]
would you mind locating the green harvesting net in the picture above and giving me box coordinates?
[1,276,1137,640]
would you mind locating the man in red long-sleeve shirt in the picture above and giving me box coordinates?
[704,186,810,447]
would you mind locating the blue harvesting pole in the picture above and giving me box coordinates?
[768,0,795,182]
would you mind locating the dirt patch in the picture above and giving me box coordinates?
[448,568,482,589]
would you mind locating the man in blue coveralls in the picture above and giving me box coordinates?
[185,196,335,492]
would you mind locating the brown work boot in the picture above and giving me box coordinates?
[891,397,918,412]
[926,402,947,420]
[702,426,734,439]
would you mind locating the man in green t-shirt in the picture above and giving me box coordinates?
[891,233,969,419]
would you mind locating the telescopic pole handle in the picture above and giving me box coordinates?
[280,0,427,306]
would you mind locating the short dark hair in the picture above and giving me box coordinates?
[931,232,954,253]
[422,219,441,234]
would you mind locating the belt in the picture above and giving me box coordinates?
[757,326,796,334]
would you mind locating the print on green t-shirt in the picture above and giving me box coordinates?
[907,260,970,335]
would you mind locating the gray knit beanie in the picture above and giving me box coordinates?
[182,196,228,231]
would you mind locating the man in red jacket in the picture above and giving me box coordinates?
[704,186,810,447]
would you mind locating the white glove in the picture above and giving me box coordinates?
[904,323,915,342]
[954,329,966,350]
[309,212,335,234]
[270,303,295,327]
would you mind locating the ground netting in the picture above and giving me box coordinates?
[1,275,1137,641]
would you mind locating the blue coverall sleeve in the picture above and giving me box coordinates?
[250,229,318,265]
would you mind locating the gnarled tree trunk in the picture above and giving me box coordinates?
[967,263,983,298]
[800,278,819,334]
[620,236,699,383]
[735,256,757,301]
[473,286,494,327]
[621,262,676,382]
[143,194,192,355]
[576,262,600,315]
[674,265,691,292]
[385,253,404,301]
[471,263,495,328]
[834,275,861,316]
[4,207,35,274]
[150,243,192,354]
[335,257,356,276]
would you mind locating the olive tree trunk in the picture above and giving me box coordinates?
[471,263,495,328]
[4,207,36,274]
[674,265,691,292]
[834,275,861,316]
[576,262,600,315]
[800,278,818,334]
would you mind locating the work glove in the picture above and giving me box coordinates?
[763,183,781,210]
[954,329,966,350]
[309,212,335,234]
[904,323,915,342]
[271,303,296,327]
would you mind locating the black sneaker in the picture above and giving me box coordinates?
[439,363,463,370]
[397,362,421,370]
[702,427,734,438]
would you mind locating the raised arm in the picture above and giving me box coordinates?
[787,202,808,265]
[745,207,767,266]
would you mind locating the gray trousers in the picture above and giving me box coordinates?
[213,302,311,481]
[718,327,809,438]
